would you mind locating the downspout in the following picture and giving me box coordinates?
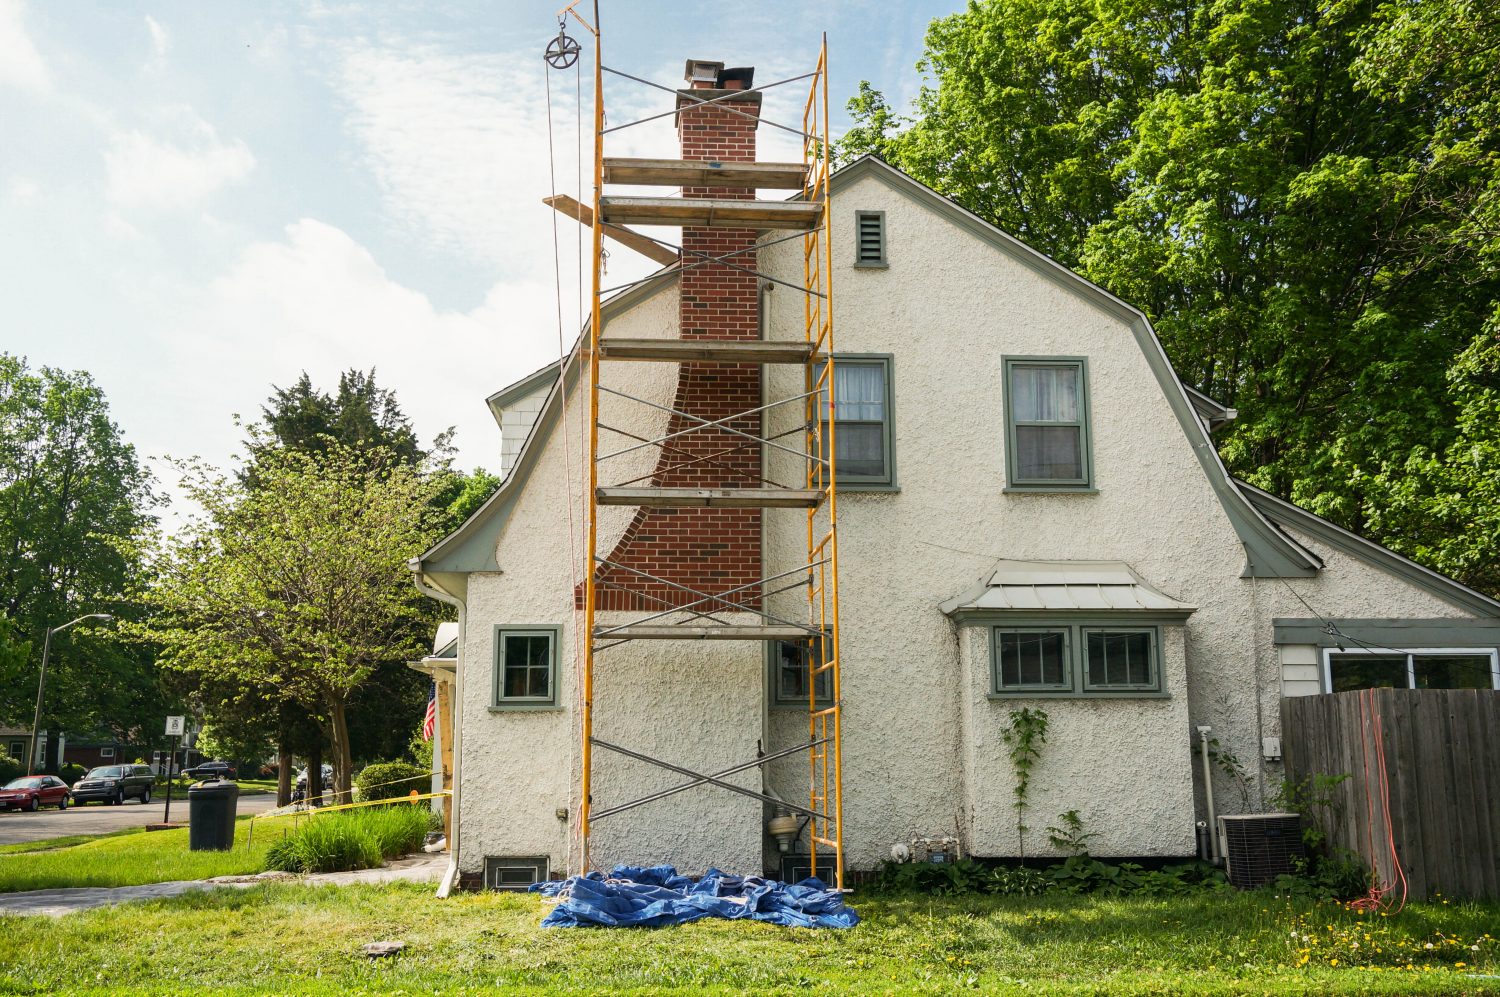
[411,561,466,898]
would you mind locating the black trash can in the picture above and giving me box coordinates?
[188,778,239,851]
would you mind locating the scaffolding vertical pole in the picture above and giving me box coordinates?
[801,37,844,891]
[579,0,604,875]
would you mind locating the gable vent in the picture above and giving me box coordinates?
[854,210,886,268]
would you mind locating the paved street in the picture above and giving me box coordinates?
[0,793,278,845]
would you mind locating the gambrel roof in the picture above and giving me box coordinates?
[415,155,1497,617]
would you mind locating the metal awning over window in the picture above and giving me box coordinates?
[939,560,1196,619]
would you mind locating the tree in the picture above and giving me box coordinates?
[840,1,1500,589]
[142,439,445,799]
[252,371,496,765]
[250,369,438,472]
[0,354,160,768]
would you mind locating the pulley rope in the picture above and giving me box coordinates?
[543,34,589,874]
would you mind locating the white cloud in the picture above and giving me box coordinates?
[5,176,38,204]
[327,40,670,281]
[104,121,255,211]
[144,15,170,70]
[0,0,50,92]
[190,218,563,465]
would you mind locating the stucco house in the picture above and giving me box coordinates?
[411,63,1500,894]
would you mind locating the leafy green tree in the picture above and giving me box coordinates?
[252,369,437,470]
[0,354,160,769]
[141,439,445,799]
[840,0,1500,587]
[250,371,495,766]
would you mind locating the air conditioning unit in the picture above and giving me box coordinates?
[1218,813,1304,889]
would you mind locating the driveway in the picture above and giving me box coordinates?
[0,794,278,845]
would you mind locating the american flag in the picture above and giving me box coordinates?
[421,684,437,742]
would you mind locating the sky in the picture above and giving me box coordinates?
[0,0,957,509]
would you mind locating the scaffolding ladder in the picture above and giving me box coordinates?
[559,5,845,889]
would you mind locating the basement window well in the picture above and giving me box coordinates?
[483,856,550,890]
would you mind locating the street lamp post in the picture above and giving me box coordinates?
[27,613,113,776]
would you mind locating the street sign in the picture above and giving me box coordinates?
[165,715,186,736]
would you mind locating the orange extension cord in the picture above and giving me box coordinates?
[1348,688,1408,915]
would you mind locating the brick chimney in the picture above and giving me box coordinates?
[587,60,765,612]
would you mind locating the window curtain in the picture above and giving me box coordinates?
[822,363,886,476]
[1011,365,1079,422]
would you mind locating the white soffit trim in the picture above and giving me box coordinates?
[940,560,1197,616]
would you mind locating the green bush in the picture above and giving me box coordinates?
[59,763,86,785]
[0,756,24,785]
[263,805,430,874]
[870,856,1229,898]
[352,761,429,802]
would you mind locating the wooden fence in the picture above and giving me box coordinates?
[1281,689,1500,900]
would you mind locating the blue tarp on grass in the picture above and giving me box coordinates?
[530,865,859,929]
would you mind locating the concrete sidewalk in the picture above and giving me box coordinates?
[0,853,447,917]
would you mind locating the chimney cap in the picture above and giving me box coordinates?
[718,66,754,90]
[684,59,725,85]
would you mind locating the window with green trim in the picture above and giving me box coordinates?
[994,629,1071,691]
[1004,358,1092,488]
[992,624,1162,696]
[819,355,894,487]
[492,627,559,708]
[769,639,833,707]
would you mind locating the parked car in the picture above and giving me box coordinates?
[291,764,334,803]
[0,775,71,811]
[182,760,236,780]
[70,764,155,805]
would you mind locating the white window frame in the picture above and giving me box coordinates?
[100,746,115,758]
[1320,646,1500,693]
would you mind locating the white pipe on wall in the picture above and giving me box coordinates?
[1197,724,1221,864]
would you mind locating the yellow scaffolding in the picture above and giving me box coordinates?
[557,2,845,889]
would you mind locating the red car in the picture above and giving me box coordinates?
[0,775,71,811]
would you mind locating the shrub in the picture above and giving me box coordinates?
[59,763,86,785]
[0,756,24,785]
[263,805,430,874]
[353,761,429,803]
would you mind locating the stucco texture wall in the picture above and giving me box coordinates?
[452,168,1487,877]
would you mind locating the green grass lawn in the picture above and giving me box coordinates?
[0,883,1494,995]
[0,815,299,893]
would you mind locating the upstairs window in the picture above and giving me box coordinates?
[853,210,886,268]
[1004,358,1093,489]
[819,356,895,488]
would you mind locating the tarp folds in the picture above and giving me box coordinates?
[530,865,859,929]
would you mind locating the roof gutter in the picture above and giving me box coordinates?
[409,560,466,898]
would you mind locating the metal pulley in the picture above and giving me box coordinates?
[544,22,580,69]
